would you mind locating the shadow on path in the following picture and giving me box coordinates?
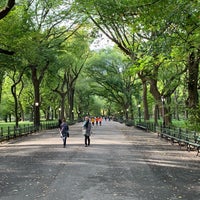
[0,121,199,200]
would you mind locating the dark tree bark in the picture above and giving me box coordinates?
[187,50,200,108]
[0,0,15,20]
[68,87,75,121]
[32,70,40,128]
[10,69,25,128]
[30,61,49,127]
[0,1,15,55]
[0,48,14,55]
[138,73,150,122]
[67,57,88,121]
[11,83,22,128]
[53,72,68,120]
[142,79,149,121]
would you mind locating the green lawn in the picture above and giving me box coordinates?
[0,121,33,130]
[0,120,60,139]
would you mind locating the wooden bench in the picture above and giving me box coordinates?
[186,141,200,156]
[159,128,200,156]
[160,128,179,143]
[185,135,200,156]
[136,123,147,131]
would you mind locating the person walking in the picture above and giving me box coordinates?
[99,116,102,126]
[82,116,92,147]
[60,118,69,148]
[95,117,99,126]
[91,117,95,126]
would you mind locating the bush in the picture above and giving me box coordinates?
[187,105,200,131]
[67,120,76,125]
[125,120,135,127]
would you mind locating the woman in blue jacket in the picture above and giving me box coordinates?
[60,118,69,148]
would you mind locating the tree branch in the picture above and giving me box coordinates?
[0,48,14,55]
[0,0,15,20]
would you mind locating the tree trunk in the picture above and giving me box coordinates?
[149,78,172,126]
[30,61,49,127]
[138,74,150,122]
[19,101,24,121]
[10,71,24,127]
[0,0,15,20]
[46,106,51,120]
[31,66,41,127]
[11,85,19,127]
[34,84,40,128]
[164,97,172,126]
[68,88,75,121]
[187,51,199,108]
[142,80,149,121]
[154,104,159,124]
[60,94,66,120]
[129,100,134,120]
[0,71,4,103]
[173,91,179,120]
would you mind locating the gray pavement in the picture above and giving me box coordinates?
[0,121,199,200]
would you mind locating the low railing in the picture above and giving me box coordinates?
[0,121,58,142]
[135,121,200,155]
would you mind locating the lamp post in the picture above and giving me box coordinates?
[126,108,129,121]
[77,110,81,121]
[138,104,141,123]
[34,102,40,128]
[58,108,61,119]
[51,107,53,120]
[71,110,74,121]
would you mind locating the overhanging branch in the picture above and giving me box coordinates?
[0,0,15,20]
[0,48,14,55]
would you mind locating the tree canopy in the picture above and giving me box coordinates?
[0,0,200,130]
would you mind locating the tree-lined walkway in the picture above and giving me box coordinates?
[0,121,199,200]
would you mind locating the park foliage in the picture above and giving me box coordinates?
[0,0,199,131]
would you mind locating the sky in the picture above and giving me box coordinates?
[90,33,114,51]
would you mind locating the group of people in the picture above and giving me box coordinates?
[91,116,103,126]
[58,116,92,148]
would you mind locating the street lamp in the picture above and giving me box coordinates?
[138,104,141,123]
[126,108,129,120]
[34,102,40,128]
[58,108,61,119]
[71,110,74,120]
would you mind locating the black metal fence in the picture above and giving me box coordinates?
[135,121,200,155]
[0,121,58,142]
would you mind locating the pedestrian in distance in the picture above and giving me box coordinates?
[60,118,69,148]
[82,116,92,147]
[99,116,102,126]
[95,117,99,126]
[91,117,95,126]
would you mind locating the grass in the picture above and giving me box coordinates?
[171,120,187,129]
[0,120,59,132]
[0,121,33,131]
[0,120,60,139]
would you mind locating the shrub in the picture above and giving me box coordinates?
[125,120,134,126]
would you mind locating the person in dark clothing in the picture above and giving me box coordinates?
[60,118,69,148]
[82,116,92,147]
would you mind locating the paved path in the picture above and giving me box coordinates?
[0,121,199,200]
